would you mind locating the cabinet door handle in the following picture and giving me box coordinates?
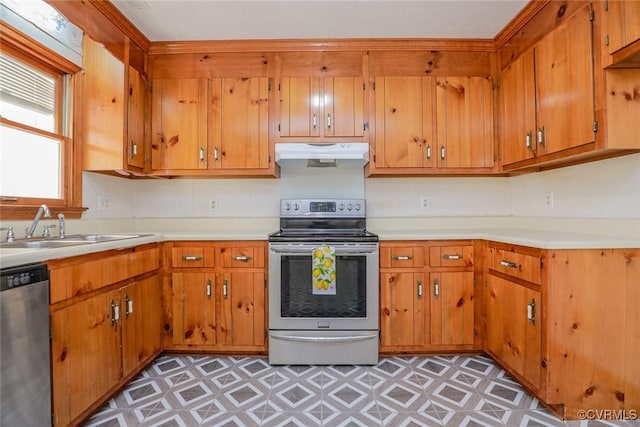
[526,131,535,151]
[442,254,462,260]
[131,140,138,157]
[199,147,205,162]
[312,113,317,129]
[500,260,519,269]
[417,280,423,298]
[326,113,332,129]
[232,255,252,262]
[433,279,439,299]
[223,279,229,299]
[111,300,120,324]
[214,146,219,161]
[206,279,212,299]
[537,127,546,147]
[440,145,445,160]
[392,255,412,261]
[426,144,431,160]
[124,295,133,317]
[183,255,203,261]
[527,299,537,325]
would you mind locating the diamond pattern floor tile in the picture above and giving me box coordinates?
[81,355,632,427]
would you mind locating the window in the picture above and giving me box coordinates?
[0,23,82,218]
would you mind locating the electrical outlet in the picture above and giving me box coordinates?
[208,199,218,212]
[98,195,111,212]
[544,192,554,208]
[420,196,430,210]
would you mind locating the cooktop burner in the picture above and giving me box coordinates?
[269,198,378,243]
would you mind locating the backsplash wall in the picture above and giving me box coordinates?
[82,153,640,220]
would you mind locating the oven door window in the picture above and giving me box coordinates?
[281,254,366,317]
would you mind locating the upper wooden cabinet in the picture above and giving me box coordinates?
[372,76,435,170]
[499,4,596,169]
[435,76,494,169]
[210,77,270,171]
[601,0,640,63]
[278,76,365,139]
[82,36,148,174]
[127,66,146,169]
[150,78,208,170]
[371,75,494,174]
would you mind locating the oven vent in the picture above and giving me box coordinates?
[275,143,369,167]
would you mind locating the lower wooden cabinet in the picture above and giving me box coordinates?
[430,272,474,346]
[486,275,541,390]
[379,241,478,353]
[166,241,267,352]
[380,272,428,350]
[49,245,162,427]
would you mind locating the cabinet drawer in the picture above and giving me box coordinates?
[490,248,541,285]
[172,247,214,268]
[380,246,425,268]
[219,246,265,268]
[430,245,473,267]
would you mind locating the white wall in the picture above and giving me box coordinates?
[82,153,640,220]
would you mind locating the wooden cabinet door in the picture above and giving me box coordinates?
[605,0,640,54]
[65,291,121,423]
[210,77,269,169]
[535,4,595,155]
[127,66,145,169]
[487,275,541,390]
[171,272,216,345]
[435,76,494,169]
[379,272,427,349]
[151,78,207,170]
[323,77,365,137]
[374,76,434,168]
[430,272,474,345]
[218,272,266,348]
[120,281,143,378]
[82,36,125,171]
[500,49,537,165]
[121,276,162,378]
[279,77,321,137]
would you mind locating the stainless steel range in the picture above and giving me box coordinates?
[268,199,379,365]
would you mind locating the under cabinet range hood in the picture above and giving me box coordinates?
[275,143,369,167]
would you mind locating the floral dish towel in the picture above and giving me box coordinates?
[312,246,336,295]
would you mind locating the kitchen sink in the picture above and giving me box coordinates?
[0,234,152,249]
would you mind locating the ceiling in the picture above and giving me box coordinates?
[111,0,529,42]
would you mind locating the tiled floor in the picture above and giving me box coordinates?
[83,355,636,427]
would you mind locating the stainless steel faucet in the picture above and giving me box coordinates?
[25,204,51,238]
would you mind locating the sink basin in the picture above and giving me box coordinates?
[0,234,152,249]
[0,239,96,249]
[63,233,151,242]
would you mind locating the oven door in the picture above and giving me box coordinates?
[268,241,379,331]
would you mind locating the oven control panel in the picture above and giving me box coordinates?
[281,199,365,217]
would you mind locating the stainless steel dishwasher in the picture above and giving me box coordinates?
[1,263,51,426]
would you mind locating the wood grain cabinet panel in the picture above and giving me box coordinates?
[171,272,217,346]
[218,272,266,349]
[210,77,270,170]
[278,76,365,140]
[430,272,475,346]
[603,0,640,56]
[380,272,428,350]
[489,248,542,285]
[167,241,267,352]
[151,78,208,170]
[499,4,596,170]
[435,76,494,169]
[373,76,435,170]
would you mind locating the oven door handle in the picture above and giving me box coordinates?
[270,333,377,343]
[270,246,378,255]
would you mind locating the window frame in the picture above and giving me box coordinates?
[0,22,84,219]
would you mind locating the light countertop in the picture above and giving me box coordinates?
[2,219,638,269]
